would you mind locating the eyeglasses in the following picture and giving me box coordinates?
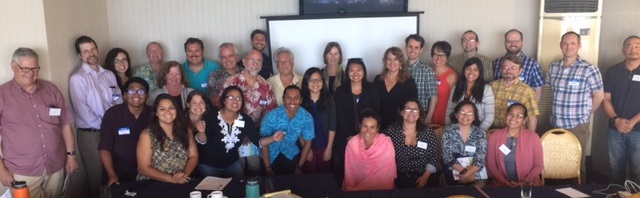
[462,39,477,43]
[309,78,323,84]
[127,89,146,95]
[225,95,243,102]
[403,108,420,113]
[507,112,525,119]
[114,58,128,64]
[246,59,262,65]
[433,53,448,58]
[13,62,41,73]
[457,111,475,117]
[503,65,520,71]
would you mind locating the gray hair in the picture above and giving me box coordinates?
[273,47,295,63]
[218,43,239,59]
[12,47,39,64]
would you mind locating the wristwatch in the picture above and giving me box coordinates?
[66,151,76,156]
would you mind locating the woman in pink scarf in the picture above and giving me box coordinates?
[486,103,544,187]
[343,109,397,191]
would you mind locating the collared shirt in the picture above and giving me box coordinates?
[493,53,544,88]
[222,70,277,123]
[207,67,242,100]
[447,54,494,82]
[0,79,75,176]
[442,124,487,169]
[98,103,152,182]
[490,79,540,129]
[237,52,273,80]
[69,63,123,129]
[546,57,603,128]
[267,73,302,106]
[260,106,314,164]
[603,61,640,131]
[132,63,159,91]
[407,59,438,109]
[183,59,220,93]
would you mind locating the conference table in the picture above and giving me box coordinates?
[111,173,620,197]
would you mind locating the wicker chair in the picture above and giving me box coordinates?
[486,128,500,140]
[540,128,582,185]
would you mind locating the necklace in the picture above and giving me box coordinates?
[507,129,519,149]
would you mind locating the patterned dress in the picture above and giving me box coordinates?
[136,130,189,181]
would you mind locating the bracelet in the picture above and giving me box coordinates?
[459,168,468,175]
[66,151,76,156]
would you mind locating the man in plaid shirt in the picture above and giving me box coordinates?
[493,29,544,102]
[405,34,438,123]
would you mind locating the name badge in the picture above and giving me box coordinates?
[464,145,476,153]
[519,76,525,81]
[417,141,428,149]
[499,144,511,155]
[632,75,640,82]
[112,94,121,101]
[259,99,268,106]
[568,79,580,86]
[118,127,131,135]
[437,79,441,85]
[49,108,61,116]
[200,83,207,88]
[234,120,245,128]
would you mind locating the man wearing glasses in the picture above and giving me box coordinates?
[490,55,539,131]
[69,35,122,197]
[98,77,152,187]
[222,50,277,176]
[493,29,544,102]
[0,48,78,197]
[447,30,494,82]
[268,47,302,106]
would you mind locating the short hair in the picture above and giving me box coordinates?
[462,30,479,42]
[359,108,381,127]
[123,77,150,94]
[501,54,523,69]
[381,47,411,83]
[75,35,97,54]
[12,47,39,64]
[506,103,528,119]
[184,37,204,52]
[218,43,239,59]
[250,29,267,40]
[274,47,295,62]
[624,35,640,46]
[405,34,425,48]
[146,42,163,52]
[323,42,343,65]
[449,100,481,126]
[158,61,190,88]
[504,29,523,41]
[430,41,452,57]
[283,85,302,100]
[561,31,581,44]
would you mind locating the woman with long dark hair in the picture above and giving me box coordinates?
[104,48,132,91]
[446,57,495,131]
[136,94,198,183]
[301,67,336,173]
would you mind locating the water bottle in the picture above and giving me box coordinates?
[13,181,29,198]
[245,177,260,198]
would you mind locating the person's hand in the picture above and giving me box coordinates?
[459,172,475,184]
[66,156,79,174]
[507,181,520,187]
[271,131,285,142]
[615,118,632,133]
[294,167,303,175]
[107,174,120,187]
[172,172,190,184]
[624,119,637,132]
[415,175,429,188]
[265,167,275,176]
[0,168,14,187]
[323,148,332,162]
[196,120,206,133]
[306,153,313,162]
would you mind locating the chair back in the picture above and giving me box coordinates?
[486,128,500,140]
[540,128,582,185]
[429,123,446,187]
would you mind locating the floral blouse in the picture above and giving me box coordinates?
[442,123,487,169]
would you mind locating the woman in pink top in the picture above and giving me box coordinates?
[431,41,458,125]
[486,103,544,187]
[343,109,397,191]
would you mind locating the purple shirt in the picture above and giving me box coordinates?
[69,63,122,129]
[0,79,75,176]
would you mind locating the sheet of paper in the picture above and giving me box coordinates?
[0,189,12,198]
[195,176,232,191]
[452,157,488,180]
[555,187,590,198]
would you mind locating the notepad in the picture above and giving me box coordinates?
[555,187,590,197]
[195,176,232,191]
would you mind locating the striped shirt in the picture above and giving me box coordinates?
[407,59,438,109]
[545,57,603,128]
[493,53,544,88]
[490,79,540,129]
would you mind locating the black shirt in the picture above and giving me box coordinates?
[604,61,640,131]
[334,84,381,153]
[98,103,152,182]
[198,109,261,168]
[373,75,418,130]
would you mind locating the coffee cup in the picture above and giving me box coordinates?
[190,191,202,198]
[207,191,223,198]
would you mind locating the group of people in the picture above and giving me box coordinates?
[1,27,639,197]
